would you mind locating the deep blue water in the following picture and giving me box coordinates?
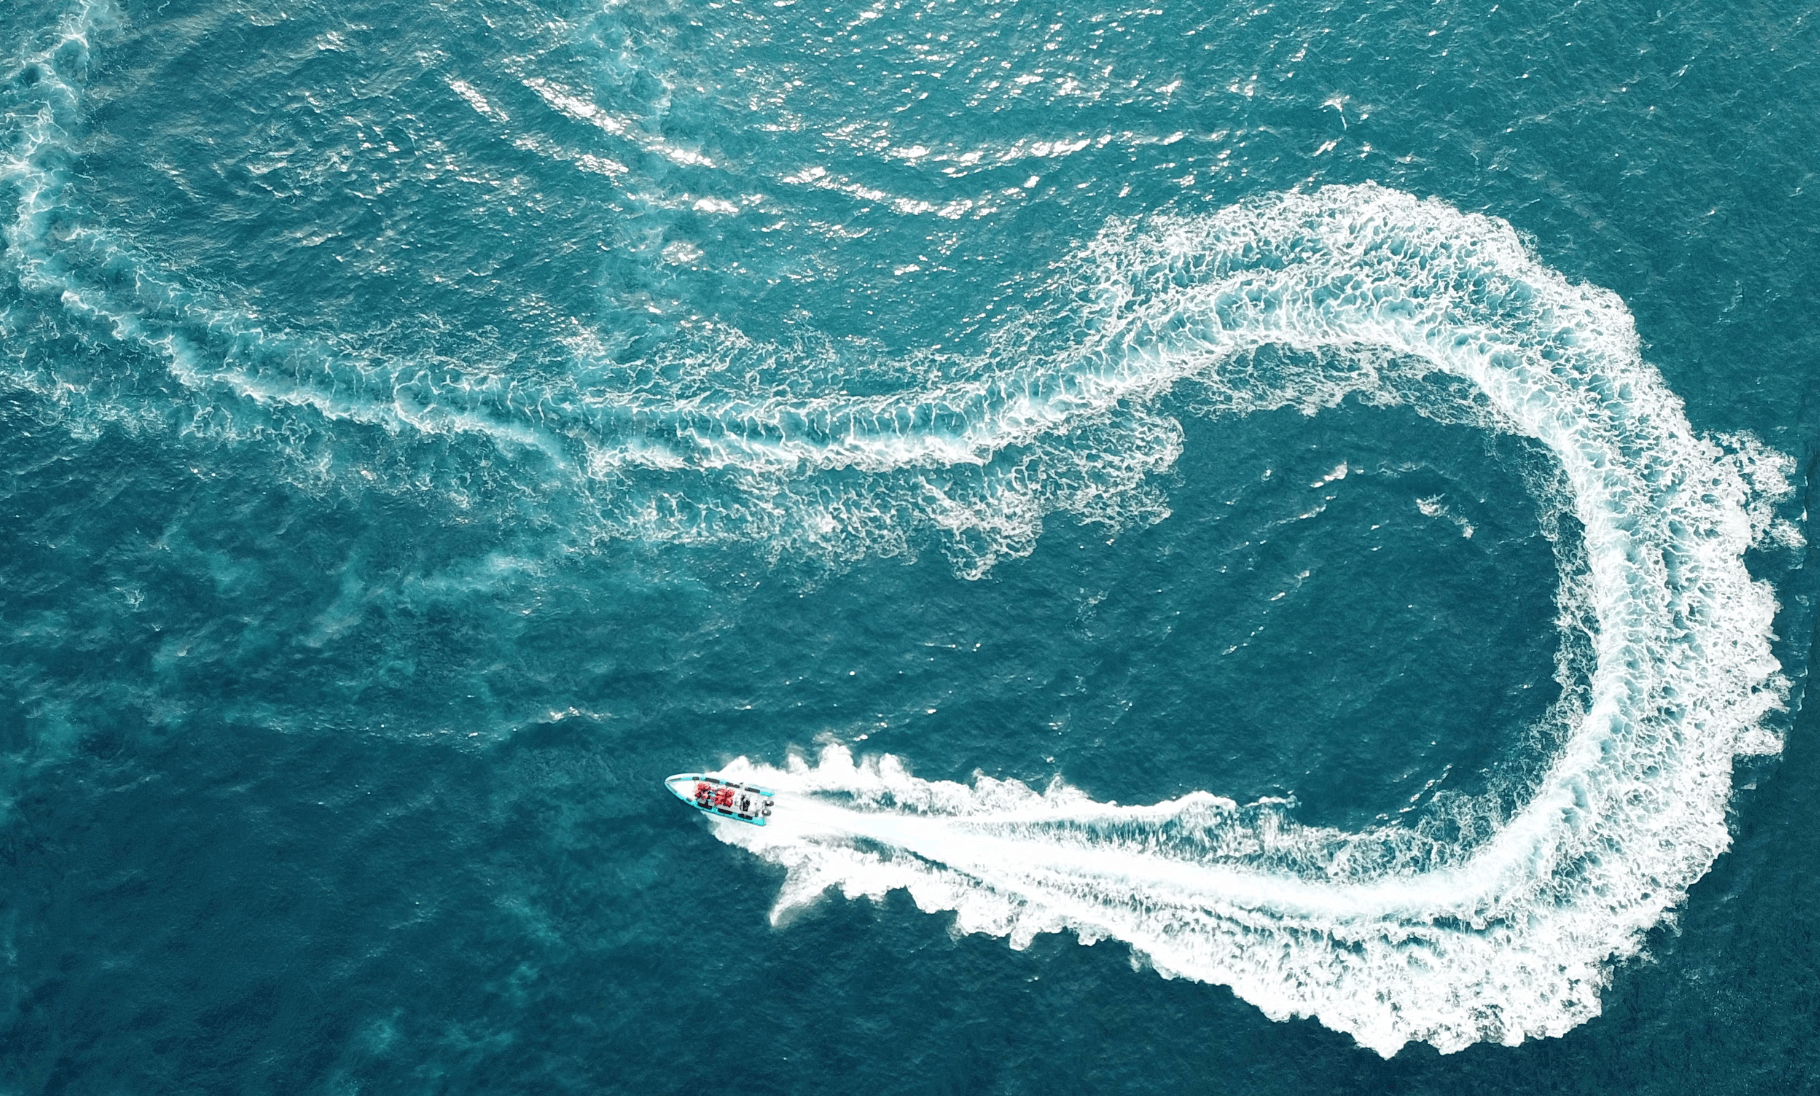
[2,0,1817,1091]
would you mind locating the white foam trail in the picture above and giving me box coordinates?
[3,2,1798,1056]
[654,194,1794,1054]
[523,77,715,168]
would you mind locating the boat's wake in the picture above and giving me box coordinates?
[5,0,1802,1058]
[677,190,1802,1054]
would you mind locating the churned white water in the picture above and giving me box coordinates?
[690,186,1798,1055]
[4,4,1798,1059]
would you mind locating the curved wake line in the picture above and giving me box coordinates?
[2,1,1799,1057]
[689,193,1795,1055]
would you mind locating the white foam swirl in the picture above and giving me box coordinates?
[672,190,1795,1055]
[3,2,1795,1056]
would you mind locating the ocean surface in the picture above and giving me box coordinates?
[2,0,1817,1091]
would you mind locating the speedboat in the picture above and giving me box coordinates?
[664,773,774,826]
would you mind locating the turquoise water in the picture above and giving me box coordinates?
[2,0,1816,1090]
